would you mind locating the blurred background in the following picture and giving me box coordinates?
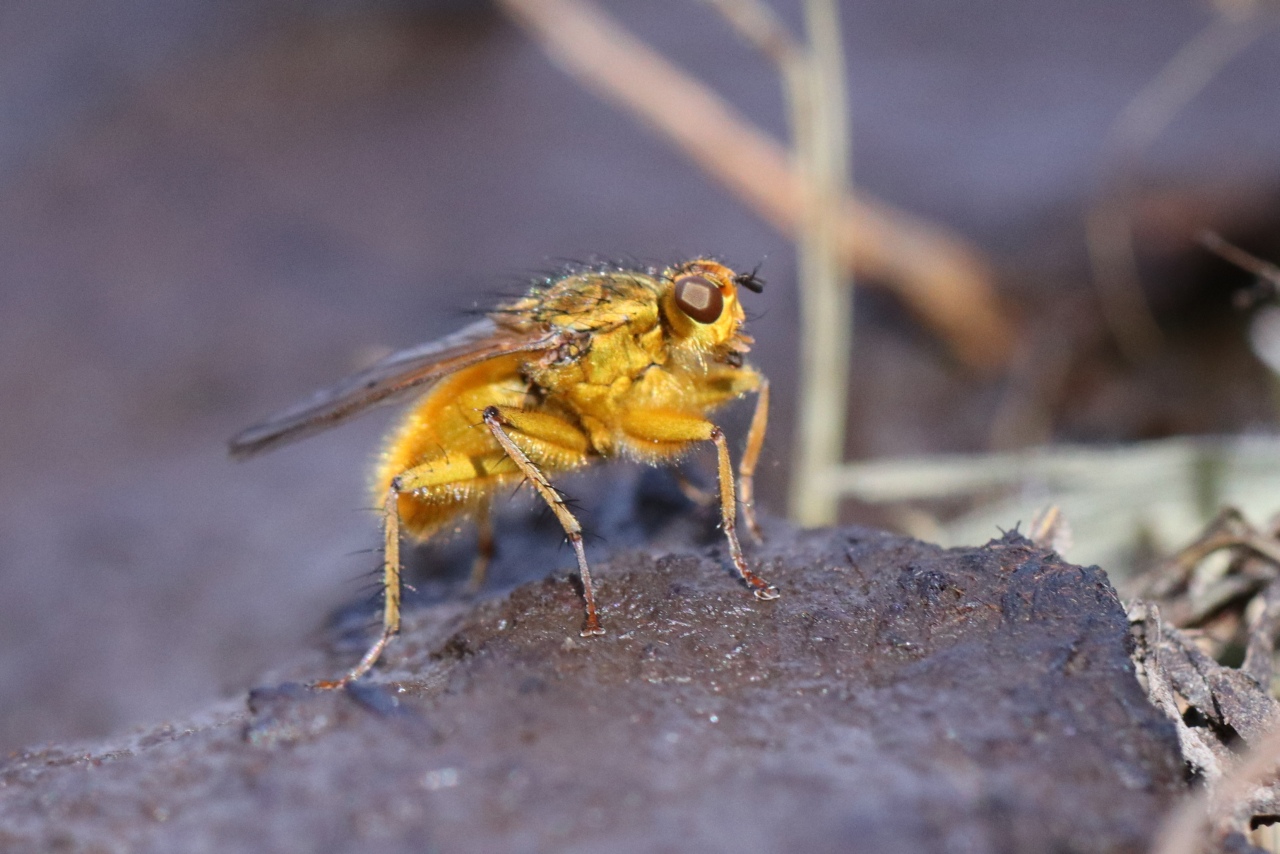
[1,0,1278,753]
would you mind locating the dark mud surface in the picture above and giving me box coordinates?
[0,525,1184,854]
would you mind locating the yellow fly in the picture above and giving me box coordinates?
[231,258,774,685]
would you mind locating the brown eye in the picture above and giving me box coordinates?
[673,275,724,324]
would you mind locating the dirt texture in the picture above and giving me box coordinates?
[0,524,1184,854]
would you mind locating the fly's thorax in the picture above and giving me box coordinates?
[523,312,664,394]
[508,258,757,419]
[514,268,662,329]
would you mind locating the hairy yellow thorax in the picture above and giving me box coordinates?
[490,260,755,454]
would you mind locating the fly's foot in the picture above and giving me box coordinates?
[310,677,350,691]
[740,567,780,600]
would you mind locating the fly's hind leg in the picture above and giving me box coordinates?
[481,406,603,636]
[314,485,405,688]
[315,451,487,688]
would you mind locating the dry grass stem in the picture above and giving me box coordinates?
[1028,504,1072,553]
[705,0,854,526]
[702,0,802,68]
[1201,230,1280,293]
[1148,663,1280,854]
[784,0,852,526]
[1134,508,1280,854]
[1085,203,1163,362]
[496,0,1012,371]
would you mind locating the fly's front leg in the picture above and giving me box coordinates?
[738,376,769,543]
[621,410,778,600]
[710,424,779,600]
[481,406,603,636]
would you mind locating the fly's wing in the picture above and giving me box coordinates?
[229,317,558,459]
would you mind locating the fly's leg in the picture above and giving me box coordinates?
[482,406,604,636]
[466,501,493,595]
[671,468,714,507]
[311,400,593,685]
[710,424,779,600]
[621,410,779,600]
[738,377,770,543]
[313,485,405,688]
[315,450,492,688]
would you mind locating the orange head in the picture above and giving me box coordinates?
[658,259,762,359]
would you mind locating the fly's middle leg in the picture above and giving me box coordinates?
[481,405,603,636]
[709,425,778,600]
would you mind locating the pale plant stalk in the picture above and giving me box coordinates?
[790,0,852,525]
[706,0,852,525]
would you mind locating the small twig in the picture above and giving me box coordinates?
[1242,578,1280,689]
[1152,721,1280,854]
[701,0,802,68]
[1200,232,1280,288]
[1189,528,1280,581]
[1200,231,1280,308]
[1086,7,1275,364]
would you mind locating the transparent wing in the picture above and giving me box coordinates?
[229,317,559,458]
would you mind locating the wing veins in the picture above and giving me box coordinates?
[229,317,557,458]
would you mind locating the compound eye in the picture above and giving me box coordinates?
[673,275,724,324]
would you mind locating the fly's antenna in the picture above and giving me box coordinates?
[734,264,765,294]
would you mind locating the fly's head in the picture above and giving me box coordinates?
[659,259,762,362]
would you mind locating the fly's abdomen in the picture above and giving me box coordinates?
[373,357,529,538]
